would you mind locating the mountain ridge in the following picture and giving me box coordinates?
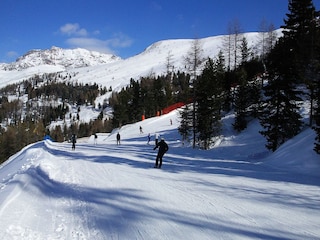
[0,30,282,90]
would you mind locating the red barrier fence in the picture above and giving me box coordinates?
[141,102,185,120]
[161,102,185,114]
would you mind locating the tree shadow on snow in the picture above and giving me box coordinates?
[11,164,312,240]
[15,140,319,239]
[42,140,320,188]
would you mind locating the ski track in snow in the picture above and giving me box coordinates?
[0,111,320,239]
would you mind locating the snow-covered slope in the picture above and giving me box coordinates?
[60,31,278,93]
[0,109,319,239]
[0,30,282,91]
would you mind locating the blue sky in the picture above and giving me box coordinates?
[1,0,320,62]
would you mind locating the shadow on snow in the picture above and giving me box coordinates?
[10,140,318,239]
[9,153,314,240]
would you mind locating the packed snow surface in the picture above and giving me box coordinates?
[0,110,319,240]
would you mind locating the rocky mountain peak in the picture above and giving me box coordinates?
[1,46,121,71]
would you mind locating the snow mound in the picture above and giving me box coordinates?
[265,128,320,176]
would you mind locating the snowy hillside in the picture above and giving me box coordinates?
[0,109,319,239]
[0,30,282,91]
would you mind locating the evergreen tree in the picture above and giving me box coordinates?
[0,126,17,162]
[282,0,317,80]
[195,57,225,149]
[233,58,264,131]
[178,104,193,145]
[128,79,143,122]
[313,59,320,153]
[240,36,250,64]
[306,9,320,129]
[233,68,249,131]
[153,76,167,113]
[258,0,317,151]
[140,77,156,117]
[283,0,320,153]
[51,125,64,142]
[172,71,190,102]
[259,38,303,151]
[311,11,320,151]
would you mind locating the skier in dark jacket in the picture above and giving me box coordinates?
[153,138,169,168]
[71,134,76,150]
[116,132,121,145]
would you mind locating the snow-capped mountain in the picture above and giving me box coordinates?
[0,30,282,91]
[0,46,121,71]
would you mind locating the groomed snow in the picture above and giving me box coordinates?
[0,109,319,240]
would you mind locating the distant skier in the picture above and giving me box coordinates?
[147,133,151,145]
[116,132,121,145]
[155,133,160,146]
[71,134,77,150]
[140,126,143,134]
[94,133,98,145]
[153,138,169,168]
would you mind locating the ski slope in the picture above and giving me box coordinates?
[0,110,319,240]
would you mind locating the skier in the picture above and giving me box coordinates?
[71,134,76,150]
[155,133,160,146]
[153,138,169,168]
[147,133,151,145]
[94,133,98,145]
[116,132,121,145]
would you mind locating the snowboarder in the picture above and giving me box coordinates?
[153,138,169,168]
[116,132,121,145]
[71,134,76,150]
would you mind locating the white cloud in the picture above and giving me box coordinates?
[6,51,18,58]
[60,23,88,37]
[0,51,19,62]
[66,37,113,54]
[59,23,133,55]
[108,33,133,48]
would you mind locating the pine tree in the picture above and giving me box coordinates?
[306,8,320,130]
[258,0,318,151]
[195,57,225,149]
[0,126,17,162]
[283,0,320,153]
[313,60,320,153]
[178,104,193,145]
[313,90,320,153]
[259,38,303,151]
[233,68,249,131]
[282,0,317,79]
[240,36,250,64]
[311,12,320,151]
